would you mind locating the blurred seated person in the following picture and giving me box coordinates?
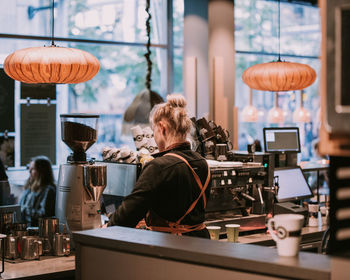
[0,157,10,206]
[19,156,56,227]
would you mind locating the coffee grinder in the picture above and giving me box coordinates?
[56,114,107,232]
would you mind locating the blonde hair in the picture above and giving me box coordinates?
[150,94,192,139]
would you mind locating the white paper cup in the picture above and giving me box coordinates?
[207,226,221,240]
[267,214,304,257]
[225,224,240,242]
[131,125,144,139]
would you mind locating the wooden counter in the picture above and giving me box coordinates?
[73,226,331,280]
[0,255,75,280]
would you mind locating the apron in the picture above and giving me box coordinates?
[145,153,211,236]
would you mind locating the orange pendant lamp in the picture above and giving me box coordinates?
[4,0,100,84]
[242,0,316,92]
[242,61,316,92]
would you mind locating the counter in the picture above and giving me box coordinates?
[73,226,331,280]
[239,225,327,253]
[0,255,75,280]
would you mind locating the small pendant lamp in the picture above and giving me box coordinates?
[241,88,258,122]
[267,92,284,123]
[4,0,100,84]
[242,0,316,92]
[293,90,311,123]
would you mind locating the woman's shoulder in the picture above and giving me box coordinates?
[168,149,206,162]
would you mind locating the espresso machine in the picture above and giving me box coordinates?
[204,161,269,234]
[56,114,107,232]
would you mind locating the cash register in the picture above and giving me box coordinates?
[263,127,300,167]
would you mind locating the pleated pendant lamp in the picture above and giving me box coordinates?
[242,0,316,92]
[4,0,100,84]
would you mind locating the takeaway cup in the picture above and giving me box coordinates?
[267,214,304,257]
[207,226,221,240]
[225,224,240,242]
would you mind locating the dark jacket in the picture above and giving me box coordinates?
[108,142,211,238]
[19,185,56,227]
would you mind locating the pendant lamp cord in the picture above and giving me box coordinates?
[51,0,55,46]
[277,0,281,62]
[145,0,152,92]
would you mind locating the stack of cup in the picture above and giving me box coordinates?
[206,226,221,240]
[225,224,240,242]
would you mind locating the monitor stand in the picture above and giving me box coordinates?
[275,152,298,168]
[273,202,308,226]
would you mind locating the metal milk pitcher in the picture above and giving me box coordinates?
[39,217,59,253]
[53,233,70,256]
[0,212,15,234]
[4,235,19,259]
[20,236,42,260]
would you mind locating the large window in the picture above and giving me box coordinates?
[0,0,184,168]
[235,0,321,161]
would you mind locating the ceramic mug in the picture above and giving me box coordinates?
[267,214,304,257]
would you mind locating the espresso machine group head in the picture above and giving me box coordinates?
[56,114,107,232]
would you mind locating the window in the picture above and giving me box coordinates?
[0,0,183,169]
[235,0,321,161]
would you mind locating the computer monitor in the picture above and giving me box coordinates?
[274,167,313,203]
[263,127,301,153]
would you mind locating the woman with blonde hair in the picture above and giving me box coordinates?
[107,94,211,238]
[19,155,56,227]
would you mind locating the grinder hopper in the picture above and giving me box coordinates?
[60,114,107,202]
[61,114,99,162]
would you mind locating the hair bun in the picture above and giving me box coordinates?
[166,94,187,108]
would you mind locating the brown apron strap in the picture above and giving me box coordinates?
[165,153,210,225]
[147,222,206,236]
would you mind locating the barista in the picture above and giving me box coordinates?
[107,94,212,238]
[19,156,56,227]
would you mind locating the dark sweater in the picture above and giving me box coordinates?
[108,142,211,238]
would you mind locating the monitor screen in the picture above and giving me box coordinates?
[275,167,313,202]
[263,127,300,153]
